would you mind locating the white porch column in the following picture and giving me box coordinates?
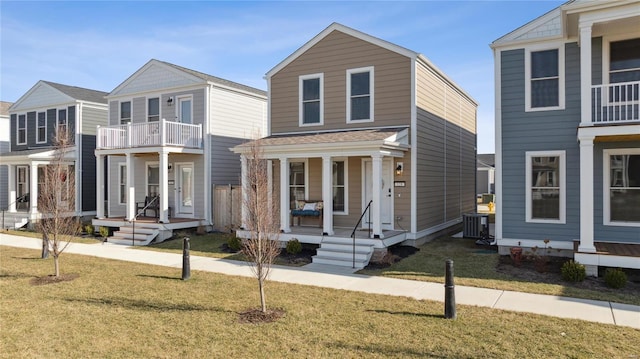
[371,154,383,238]
[279,157,291,233]
[578,135,596,253]
[321,156,334,235]
[159,150,169,223]
[240,155,248,229]
[8,165,16,212]
[29,163,39,215]
[125,153,135,221]
[579,22,593,127]
[96,154,105,218]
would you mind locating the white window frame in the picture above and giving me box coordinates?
[299,73,324,127]
[57,108,68,138]
[36,111,47,144]
[603,148,640,227]
[602,32,640,85]
[146,162,160,197]
[524,43,565,112]
[120,100,132,125]
[525,150,566,224]
[147,97,160,122]
[289,159,309,209]
[176,96,193,124]
[118,163,127,205]
[346,67,374,123]
[332,158,349,215]
[17,114,27,145]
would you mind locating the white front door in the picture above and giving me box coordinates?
[176,163,194,216]
[363,158,393,229]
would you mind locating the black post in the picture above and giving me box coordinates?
[182,237,190,280]
[444,259,456,319]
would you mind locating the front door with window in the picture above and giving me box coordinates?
[363,159,393,229]
[176,163,194,216]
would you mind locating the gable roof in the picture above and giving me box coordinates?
[477,154,495,168]
[109,59,266,98]
[0,101,13,117]
[266,22,418,78]
[9,80,108,112]
[43,81,108,104]
[491,2,568,48]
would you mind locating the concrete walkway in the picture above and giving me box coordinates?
[1,233,638,329]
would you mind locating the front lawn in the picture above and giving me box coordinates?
[1,245,638,358]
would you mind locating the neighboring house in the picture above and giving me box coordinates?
[0,101,12,213]
[234,23,477,268]
[2,81,108,228]
[492,0,640,275]
[92,59,266,244]
[477,153,495,196]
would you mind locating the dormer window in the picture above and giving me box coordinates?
[299,73,323,126]
[347,67,374,123]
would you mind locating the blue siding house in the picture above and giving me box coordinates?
[492,0,640,275]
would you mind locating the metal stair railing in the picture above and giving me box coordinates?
[350,200,372,269]
[130,196,159,246]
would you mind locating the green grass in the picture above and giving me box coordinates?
[359,236,640,306]
[1,245,638,358]
[3,229,105,245]
[140,232,243,260]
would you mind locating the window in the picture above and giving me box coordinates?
[605,149,640,225]
[118,164,127,205]
[148,97,160,122]
[609,38,640,83]
[289,162,306,209]
[332,160,347,213]
[299,74,323,126]
[37,112,46,143]
[57,109,67,138]
[147,165,159,197]
[347,67,374,122]
[120,101,131,124]
[526,151,565,223]
[178,97,192,124]
[60,165,74,202]
[17,166,28,198]
[525,46,564,111]
[17,114,26,145]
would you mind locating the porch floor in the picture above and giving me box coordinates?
[92,216,204,231]
[575,241,640,257]
[287,225,406,240]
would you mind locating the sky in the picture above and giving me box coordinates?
[0,0,565,154]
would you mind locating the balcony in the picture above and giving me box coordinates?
[97,120,202,150]
[591,81,640,124]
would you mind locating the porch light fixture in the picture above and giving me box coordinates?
[167,97,174,106]
[395,162,403,176]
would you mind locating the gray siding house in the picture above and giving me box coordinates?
[2,81,108,228]
[0,101,12,212]
[92,59,266,244]
[492,0,640,275]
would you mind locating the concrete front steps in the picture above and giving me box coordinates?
[108,224,159,246]
[1,212,29,230]
[312,238,374,269]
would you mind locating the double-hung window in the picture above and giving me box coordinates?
[609,38,640,84]
[147,164,159,197]
[37,112,46,144]
[148,97,160,122]
[57,109,67,138]
[525,46,564,111]
[525,151,565,223]
[289,161,306,209]
[17,114,26,145]
[332,160,347,214]
[120,101,131,124]
[604,149,640,226]
[347,67,374,123]
[118,164,127,205]
[299,74,323,126]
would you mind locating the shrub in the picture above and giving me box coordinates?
[99,226,109,239]
[561,260,586,282]
[227,236,242,252]
[286,239,302,255]
[84,224,94,236]
[604,268,627,289]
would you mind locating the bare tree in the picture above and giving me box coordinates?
[241,137,281,313]
[37,131,79,277]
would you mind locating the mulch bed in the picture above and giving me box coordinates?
[30,273,79,286]
[279,248,316,265]
[364,246,420,270]
[238,308,286,324]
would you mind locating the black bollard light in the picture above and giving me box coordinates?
[444,259,456,319]
[182,237,190,280]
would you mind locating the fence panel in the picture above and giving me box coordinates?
[213,184,242,232]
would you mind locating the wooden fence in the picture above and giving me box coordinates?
[213,184,242,232]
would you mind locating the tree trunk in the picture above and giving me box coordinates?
[54,255,60,277]
[259,278,266,313]
[41,234,49,259]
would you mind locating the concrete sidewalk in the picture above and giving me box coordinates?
[1,233,638,329]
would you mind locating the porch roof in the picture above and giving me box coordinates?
[232,127,410,158]
[1,147,76,164]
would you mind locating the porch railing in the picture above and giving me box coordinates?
[350,200,372,269]
[591,81,640,124]
[97,119,202,150]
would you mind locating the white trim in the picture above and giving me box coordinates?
[118,162,127,205]
[298,73,324,127]
[603,148,640,227]
[174,161,195,217]
[176,95,193,124]
[120,100,132,124]
[346,66,374,123]
[36,111,47,144]
[525,150,566,224]
[16,114,27,145]
[147,96,160,122]
[145,161,159,197]
[602,32,640,85]
[410,59,417,234]
[497,237,574,251]
[289,159,309,204]
[332,157,348,215]
[524,43,565,112]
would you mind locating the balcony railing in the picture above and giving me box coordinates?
[97,119,202,150]
[591,81,640,124]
